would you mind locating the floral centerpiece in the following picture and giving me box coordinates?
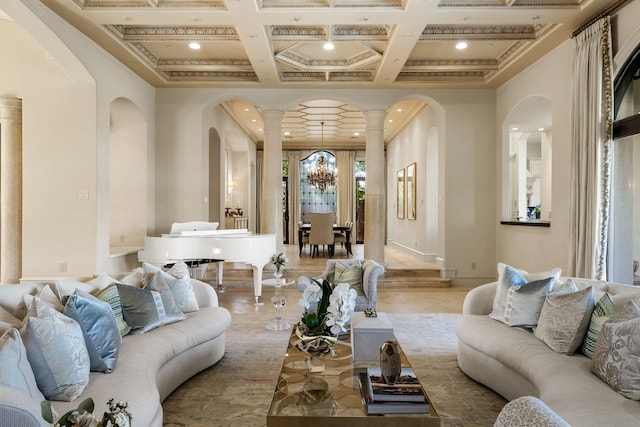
[42,398,132,427]
[270,252,288,274]
[298,278,357,337]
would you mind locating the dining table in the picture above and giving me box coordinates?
[298,223,352,256]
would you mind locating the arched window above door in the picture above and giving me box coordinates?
[300,151,337,220]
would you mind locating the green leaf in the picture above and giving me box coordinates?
[304,313,319,329]
[316,279,333,325]
[41,401,54,423]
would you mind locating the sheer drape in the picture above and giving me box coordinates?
[287,151,300,244]
[256,151,263,234]
[336,151,355,226]
[569,16,613,279]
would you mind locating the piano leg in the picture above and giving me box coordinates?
[253,265,264,305]
[215,261,225,293]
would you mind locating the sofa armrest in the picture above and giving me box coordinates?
[0,386,49,427]
[494,396,570,427]
[361,259,384,303]
[191,279,219,307]
[462,282,497,315]
[297,273,328,292]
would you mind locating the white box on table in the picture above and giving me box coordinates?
[350,311,395,362]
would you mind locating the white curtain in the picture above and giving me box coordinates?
[569,16,613,279]
[256,151,263,234]
[336,151,355,226]
[287,151,300,244]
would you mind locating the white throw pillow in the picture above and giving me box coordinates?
[143,262,199,313]
[120,267,145,287]
[0,306,21,334]
[0,328,44,400]
[490,264,558,327]
[23,284,64,313]
[534,286,595,354]
[20,298,90,401]
[55,279,100,301]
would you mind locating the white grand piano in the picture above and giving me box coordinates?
[138,222,276,305]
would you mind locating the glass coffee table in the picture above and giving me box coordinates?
[266,329,440,426]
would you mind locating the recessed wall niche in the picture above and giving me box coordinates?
[502,96,552,225]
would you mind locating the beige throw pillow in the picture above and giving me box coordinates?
[592,301,640,400]
[534,286,595,354]
[334,261,364,297]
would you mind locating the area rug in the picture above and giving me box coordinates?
[162,312,506,427]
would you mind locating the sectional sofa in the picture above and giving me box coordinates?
[456,266,640,426]
[0,266,231,427]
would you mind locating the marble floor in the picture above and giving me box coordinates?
[215,243,472,319]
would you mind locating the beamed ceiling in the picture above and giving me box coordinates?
[38,0,618,148]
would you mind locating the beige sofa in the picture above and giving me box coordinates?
[456,277,640,426]
[0,277,231,427]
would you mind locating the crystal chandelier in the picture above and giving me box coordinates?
[306,121,336,193]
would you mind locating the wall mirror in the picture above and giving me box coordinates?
[502,96,552,225]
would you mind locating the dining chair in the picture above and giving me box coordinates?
[334,221,352,255]
[308,212,335,258]
[299,221,310,255]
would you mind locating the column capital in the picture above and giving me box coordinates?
[261,109,285,125]
[363,109,386,130]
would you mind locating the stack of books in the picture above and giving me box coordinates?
[359,366,430,415]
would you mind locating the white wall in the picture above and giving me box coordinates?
[2,0,155,278]
[386,106,433,260]
[496,41,573,274]
[155,91,257,234]
[0,16,97,279]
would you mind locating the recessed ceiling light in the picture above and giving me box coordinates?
[512,127,519,131]
[284,131,290,136]
[189,42,201,50]
[244,108,249,112]
[396,108,402,112]
[251,119,257,122]
[456,41,468,50]
[388,119,393,123]
[353,132,360,136]
[323,42,335,51]
[538,127,545,131]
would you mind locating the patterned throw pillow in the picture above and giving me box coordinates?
[20,298,90,401]
[534,286,595,354]
[581,292,616,358]
[592,301,640,400]
[94,283,131,337]
[490,264,556,327]
[334,260,364,296]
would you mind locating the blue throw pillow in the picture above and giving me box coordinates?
[64,289,121,373]
[490,265,555,327]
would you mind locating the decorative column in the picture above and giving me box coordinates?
[0,98,22,284]
[260,110,284,252]
[363,110,386,264]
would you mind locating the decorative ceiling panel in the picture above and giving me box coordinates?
[34,0,617,146]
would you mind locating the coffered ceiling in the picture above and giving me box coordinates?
[36,0,617,147]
